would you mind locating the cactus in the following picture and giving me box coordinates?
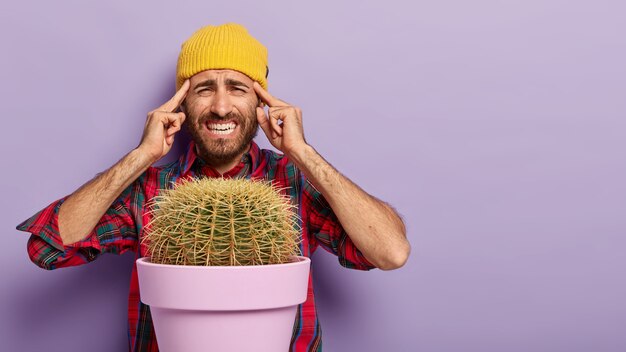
[142,177,302,266]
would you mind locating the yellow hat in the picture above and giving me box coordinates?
[176,23,269,90]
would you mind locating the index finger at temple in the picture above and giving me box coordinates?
[253,81,287,107]
[160,79,190,112]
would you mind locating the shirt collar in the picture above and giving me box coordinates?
[178,139,261,178]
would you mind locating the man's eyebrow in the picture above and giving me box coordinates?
[225,79,250,89]
[194,79,216,89]
[194,78,250,89]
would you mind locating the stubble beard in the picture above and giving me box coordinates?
[184,102,259,166]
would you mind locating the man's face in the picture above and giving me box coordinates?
[182,69,261,164]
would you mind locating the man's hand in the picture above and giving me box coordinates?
[58,81,190,246]
[254,81,308,158]
[137,79,190,163]
[253,82,410,270]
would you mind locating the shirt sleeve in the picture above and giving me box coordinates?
[302,176,377,271]
[16,179,140,270]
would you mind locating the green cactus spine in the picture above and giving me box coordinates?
[142,177,302,266]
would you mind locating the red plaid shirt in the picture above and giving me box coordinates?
[16,140,375,351]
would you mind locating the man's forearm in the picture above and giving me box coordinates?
[58,148,155,246]
[290,145,410,270]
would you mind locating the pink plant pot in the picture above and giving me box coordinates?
[136,256,311,352]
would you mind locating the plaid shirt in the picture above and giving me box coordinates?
[16,140,375,352]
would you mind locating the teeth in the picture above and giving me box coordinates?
[207,122,236,134]
[212,129,234,135]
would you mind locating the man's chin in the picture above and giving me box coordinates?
[188,122,257,165]
[203,138,240,152]
[195,138,248,163]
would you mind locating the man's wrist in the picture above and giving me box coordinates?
[286,143,315,169]
[132,146,159,168]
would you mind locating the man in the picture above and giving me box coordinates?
[16,23,410,351]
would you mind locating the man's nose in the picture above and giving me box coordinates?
[210,89,233,118]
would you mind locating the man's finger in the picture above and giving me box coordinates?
[253,81,288,108]
[158,79,190,112]
[267,109,284,137]
[256,107,277,141]
[174,112,186,127]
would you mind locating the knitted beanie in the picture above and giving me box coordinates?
[176,23,269,90]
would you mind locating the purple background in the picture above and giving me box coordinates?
[2,0,625,351]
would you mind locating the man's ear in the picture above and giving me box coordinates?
[180,101,187,114]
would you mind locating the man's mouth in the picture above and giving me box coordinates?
[206,121,237,136]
